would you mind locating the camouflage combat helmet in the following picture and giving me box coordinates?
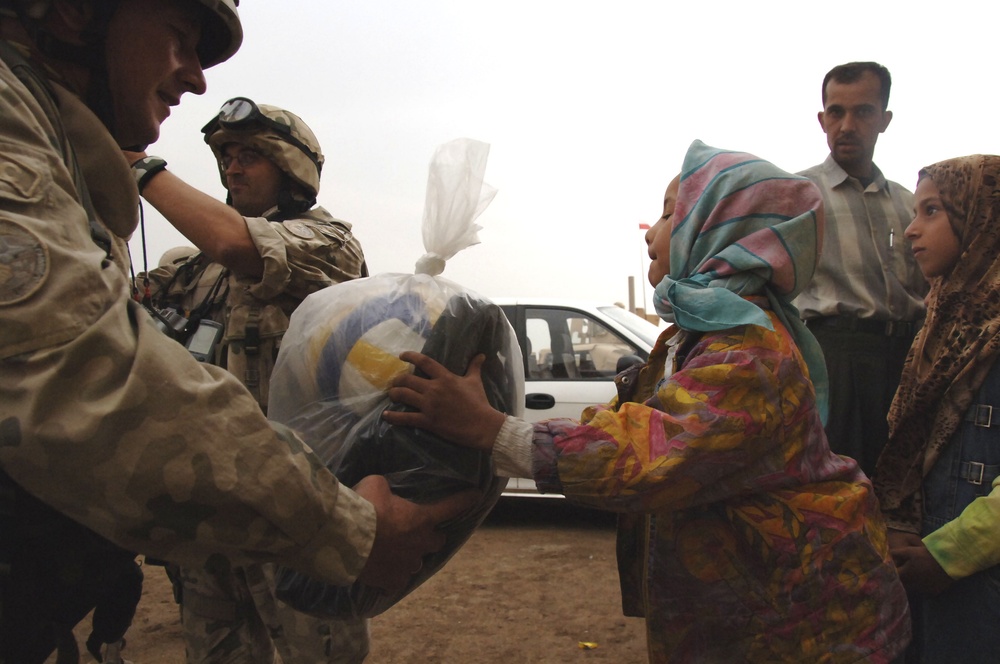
[188,0,243,69]
[3,0,242,146]
[3,0,243,69]
[203,97,325,201]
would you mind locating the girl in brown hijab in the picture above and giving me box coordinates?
[874,154,1000,663]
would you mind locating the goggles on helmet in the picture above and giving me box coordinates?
[201,97,321,169]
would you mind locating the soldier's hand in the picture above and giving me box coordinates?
[352,475,479,594]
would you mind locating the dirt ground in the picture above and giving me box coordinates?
[57,499,648,664]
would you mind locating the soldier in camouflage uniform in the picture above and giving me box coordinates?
[130,101,372,663]
[0,2,471,662]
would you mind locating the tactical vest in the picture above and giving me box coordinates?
[143,210,366,413]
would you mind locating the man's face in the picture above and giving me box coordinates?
[104,0,208,147]
[817,71,892,179]
[221,144,284,217]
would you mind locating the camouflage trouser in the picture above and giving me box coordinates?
[175,560,369,664]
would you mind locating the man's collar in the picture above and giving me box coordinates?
[821,154,887,191]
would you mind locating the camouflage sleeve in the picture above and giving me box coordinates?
[243,209,366,302]
[0,62,375,585]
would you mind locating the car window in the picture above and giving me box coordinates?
[524,307,641,380]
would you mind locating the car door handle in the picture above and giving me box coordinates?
[525,393,556,410]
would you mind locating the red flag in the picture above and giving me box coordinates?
[639,223,650,230]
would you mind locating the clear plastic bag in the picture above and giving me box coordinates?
[268,138,523,618]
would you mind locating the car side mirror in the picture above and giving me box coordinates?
[616,354,644,374]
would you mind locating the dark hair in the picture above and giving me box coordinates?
[821,61,892,111]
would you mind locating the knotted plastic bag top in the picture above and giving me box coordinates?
[414,137,497,277]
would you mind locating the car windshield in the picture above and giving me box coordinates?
[597,306,662,348]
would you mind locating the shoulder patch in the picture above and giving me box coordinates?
[0,218,49,305]
[283,219,315,240]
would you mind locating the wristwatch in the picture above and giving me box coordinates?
[130,156,167,194]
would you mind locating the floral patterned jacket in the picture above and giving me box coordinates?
[531,308,911,663]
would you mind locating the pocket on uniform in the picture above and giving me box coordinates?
[0,142,51,204]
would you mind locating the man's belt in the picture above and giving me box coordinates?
[806,316,918,338]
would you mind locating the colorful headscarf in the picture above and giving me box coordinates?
[876,154,1000,529]
[653,140,828,418]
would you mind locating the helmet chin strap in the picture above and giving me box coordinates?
[224,187,314,220]
[14,0,126,143]
[85,60,130,146]
[274,187,315,219]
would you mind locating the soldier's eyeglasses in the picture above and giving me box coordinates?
[220,149,263,170]
[201,97,321,170]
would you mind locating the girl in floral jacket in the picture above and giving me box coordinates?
[386,141,911,663]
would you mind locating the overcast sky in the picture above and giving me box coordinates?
[131,0,1000,315]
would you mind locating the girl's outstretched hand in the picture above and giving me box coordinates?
[384,351,506,452]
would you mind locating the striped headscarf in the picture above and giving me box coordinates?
[653,140,828,417]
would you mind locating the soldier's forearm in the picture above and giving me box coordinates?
[126,152,264,277]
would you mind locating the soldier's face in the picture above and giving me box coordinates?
[221,144,285,217]
[104,0,208,146]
